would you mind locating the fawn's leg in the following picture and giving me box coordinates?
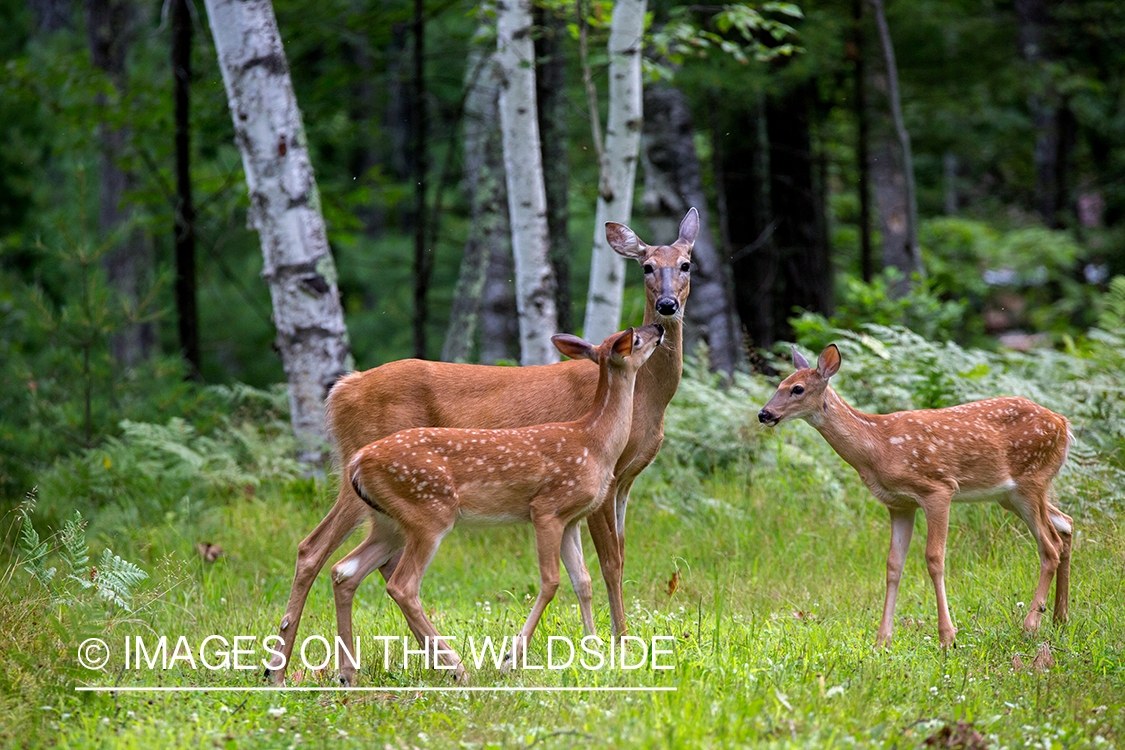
[560,523,596,635]
[385,525,465,680]
[876,506,917,647]
[1012,484,1062,632]
[503,514,566,672]
[331,521,402,685]
[921,496,957,647]
[1047,502,1073,624]
[266,487,366,684]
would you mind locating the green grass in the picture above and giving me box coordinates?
[5,439,1124,749]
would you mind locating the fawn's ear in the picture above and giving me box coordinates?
[552,334,597,363]
[791,345,811,371]
[606,222,647,260]
[611,327,635,358]
[677,207,699,249]
[817,344,842,380]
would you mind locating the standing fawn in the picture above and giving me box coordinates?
[344,325,664,680]
[266,211,695,684]
[758,344,1073,647]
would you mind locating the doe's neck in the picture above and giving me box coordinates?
[640,305,683,403]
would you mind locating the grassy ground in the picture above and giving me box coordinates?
[5,429,1124,750]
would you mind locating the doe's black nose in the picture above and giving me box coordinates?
[656,298,678,315]
[758,409,773,424]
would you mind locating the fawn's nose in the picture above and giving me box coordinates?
[758,409,774,424]
[656,297,678,316]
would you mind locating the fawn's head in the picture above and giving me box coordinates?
[758,344,842,426]
[552,324,665,376]
[606,208,698,320]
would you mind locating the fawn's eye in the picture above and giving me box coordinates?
[791,385,805,395]
[642,264,655,275]
[680,262,691,272]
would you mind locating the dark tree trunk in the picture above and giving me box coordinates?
[1014,0,1074,228]
[480,237,519,365]
[767,83,833,337]
[442,47,507,363]
[642,84,742,374]
[721,98,775,349]
[535,4,571,332]
[412,0,430,359]
[852,0,874,281]
[870,0,920,293]
[385,24,413,182]
[172,0,199,377]
[29,0,72,32]
[871,138,911,284]
[87,0,154,367]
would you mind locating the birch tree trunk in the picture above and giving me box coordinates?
[496,0,558,365]
[203,0,353,465]
[642,84,742,374]
[582,0,646,342]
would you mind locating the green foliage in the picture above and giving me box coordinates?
[646,3,803,81]
[920,217,1095,336]
[34,384,302,532]
[799,269,971,343]
[15,490,148,611]
[1097,276,1125,331]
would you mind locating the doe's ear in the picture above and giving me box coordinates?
[610,327,635,358]
[817,344,842,380]
[552,334,597,363]
[677,207,699,248]
[791,345,811,371]
[606,222,646,260]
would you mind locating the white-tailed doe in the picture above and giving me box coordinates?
[758,344,1073,647]
[266,211,696,685]
[344,325,664,679]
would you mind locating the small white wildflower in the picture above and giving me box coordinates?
[101,717,110,726]
[1017,601,1026,609]
[826,686,845,699]
[929,686,938,695]
[268,707,287,717]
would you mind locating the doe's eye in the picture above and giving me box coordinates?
[680,262,691,272]
[791,385,805,395]
[642,264,655,275]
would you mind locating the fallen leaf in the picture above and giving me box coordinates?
[666,570,679,597]
[196,542,223,562]
[923,720,988,749]
[1031,642,1055,671]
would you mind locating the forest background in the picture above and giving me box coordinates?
[2,0,1125,747]
[4,0,1125,498]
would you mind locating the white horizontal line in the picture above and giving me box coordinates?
[75,686,675,693]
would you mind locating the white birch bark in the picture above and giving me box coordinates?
[203,0,353,464]
[496,0,559,365]
[582,0,647,342]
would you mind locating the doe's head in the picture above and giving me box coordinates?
[606,208,698,320]
[758,344,842,426]
[552,324,665,374]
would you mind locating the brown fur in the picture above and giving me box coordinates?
[344,325,664,679]
[265,210,698,685]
